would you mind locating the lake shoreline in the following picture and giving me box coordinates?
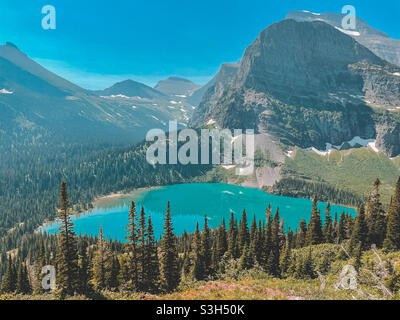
[36,185,163,234]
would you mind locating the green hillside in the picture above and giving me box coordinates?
[284,147,400,205]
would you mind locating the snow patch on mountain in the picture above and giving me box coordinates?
[0,88,13,94]
[334,26,361,37]
[302,10,320,15]
[306,136,378,156]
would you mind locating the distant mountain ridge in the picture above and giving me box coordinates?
[286,10,400,66]
[187,63,239,106]
[0,43,188,148]
[155,76,201,96]
[190,19,400,157]
[94,79,166,100]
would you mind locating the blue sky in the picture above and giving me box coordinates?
[0,0,399,89]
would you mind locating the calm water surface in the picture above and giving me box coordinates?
[42,183,356,241]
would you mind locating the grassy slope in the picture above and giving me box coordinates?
[284,147,400,205]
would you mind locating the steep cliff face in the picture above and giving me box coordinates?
[190,19,400,156]
[286,10,400,67]
[187,63,239,106]
[375,113,400,157]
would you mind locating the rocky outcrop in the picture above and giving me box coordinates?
[190,19,400,156]
[187,63,239,106]
[286,10,400,67]
[375,117,400,157]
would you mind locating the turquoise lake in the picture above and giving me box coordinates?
[42,183,357,241]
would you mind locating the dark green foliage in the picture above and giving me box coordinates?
[271,177,363,207]
[1,257,17,293]
[77,238,90,295]
[16,260,31,294]
[216,218,228,260]
[338,211,347,242]
[268,209,281,277]
[322,203,334,243]
[227,213,239,258]
[145,215,160,292]
[201,217,212,278]
[55,181,79,296]
[238,210,250,252]
[295,219,307,248]
[191,222,204,280]
[280,238,291,276]
[238,245,253,270]
[305,197,323,245]
[365,179,387,247]
[384,177,400,250]
[137,206,148,290]
[159,202,180,292]
[92,225,111,290]
[349,205,369,253]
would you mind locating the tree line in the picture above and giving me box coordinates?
[2,177,400,297]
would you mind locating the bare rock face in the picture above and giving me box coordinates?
[375,118,400,157]
[286,10,400,67]
[187,63,239,106]
[190,19,400,156]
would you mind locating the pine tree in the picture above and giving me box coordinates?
[55,180,79,296]
[201,216,212,278]
[268,208,281,277]
[280,237,291,276]
[1,257,16,293]
[254,221,264,264]
[107,256,120,290]
[250,215,257,249]
[338,211,347,242]
[238,244,253,270]
[263,209,273,266]
[92,225,111,290]
[306,197,323,245]
[333,212,338,240]
[78,238,90,295]
[216,218,228,260]
[365,179,386,247]
[349,205,369,253]
[296,219,307,248]
[35,240,47,294]
[125,201,138,288]
[345,213,354,239]
[137,206,148,290]
[322,203,333,243]
[227,212,238,258]
[159,202,180,292]
[384,177,400,250]
[16,261,31,294]
[303,247,314,279]
[238,209,250,252]
[191,222,204,280]
[145,215,160,292]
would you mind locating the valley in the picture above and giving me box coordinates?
[1,5,400,301]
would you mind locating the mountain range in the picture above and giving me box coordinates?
[0,43,199,149]
[191,18,400,158]
[286,10,400,67]
[2,10,400,198]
